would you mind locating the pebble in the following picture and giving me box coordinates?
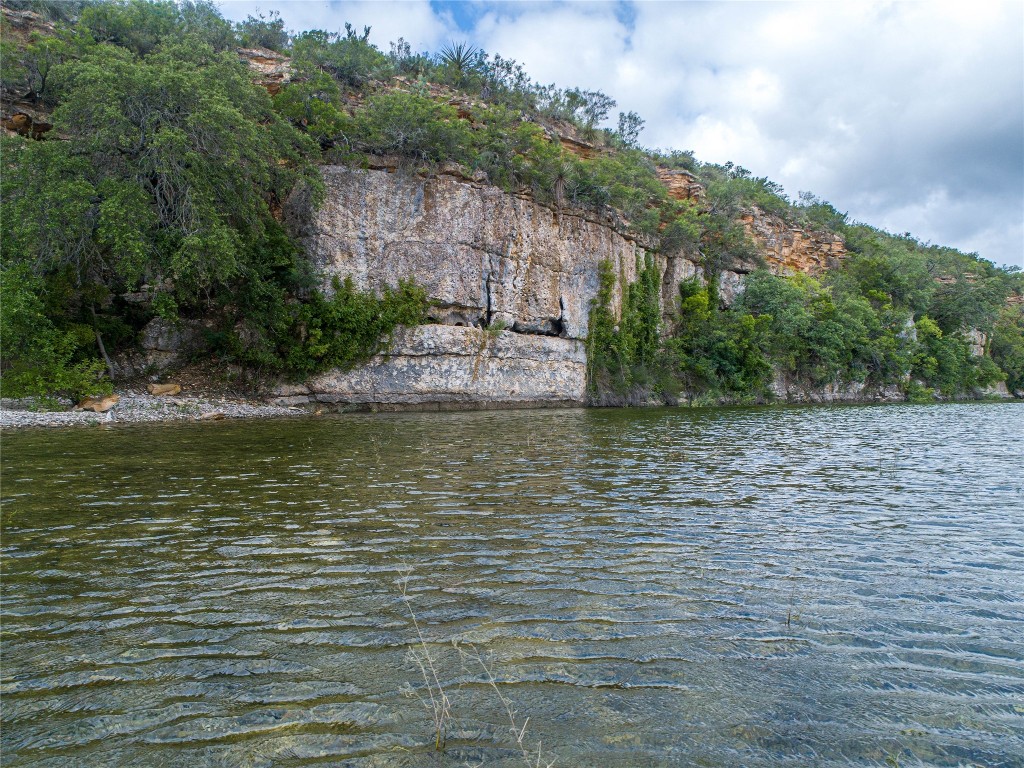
[0,393,303,430]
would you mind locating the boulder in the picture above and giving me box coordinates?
[75,394,119,413]
[148,383,182,396]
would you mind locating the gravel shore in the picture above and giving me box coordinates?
[0,391,306,430]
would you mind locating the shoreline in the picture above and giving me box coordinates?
[2,389,1018,431]
[0,390,306,430]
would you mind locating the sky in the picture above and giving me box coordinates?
[217,0,1024,269]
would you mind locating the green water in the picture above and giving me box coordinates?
[2,404,1023,766]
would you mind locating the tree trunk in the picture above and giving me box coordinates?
[91,306,116,382]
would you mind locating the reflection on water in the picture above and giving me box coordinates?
[2,404,1023,767]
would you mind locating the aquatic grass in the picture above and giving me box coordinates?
[395,567,555,766]
[456,642,556,768]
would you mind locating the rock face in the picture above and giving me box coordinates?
[303,166,657,407]
[237,47,291,95]
[306,326,586,408]
[656,167,705,202]
[965,327,987,357]
[1,108,52,139]
[138,318,208,372]
[770,373,904,404]
[300,166,865,409]
[740,207,846,275]
[309,167,652,339]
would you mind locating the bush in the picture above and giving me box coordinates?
[587,255,676,402]
[291,25,390,91]
[274,72,353,152]
[665,278,771,397]
[351,91,473,164]
[469,105,548,191]
[991,305,1024,393]
[911,316,1003,395]
[0,265,110,401]
[236,10,287,51]
[224,275,430,378]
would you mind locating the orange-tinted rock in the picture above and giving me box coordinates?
[740,207,846,275]
[655,167,705,202]
[75,395,119,413]
[237,47,291,95]
[1,109,53,139]
[148,383,182,396]
[558,136,601,160]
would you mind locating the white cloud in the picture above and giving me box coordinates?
[218,0,454,52]
[216,0,1024,267]
[473,0,1023,267]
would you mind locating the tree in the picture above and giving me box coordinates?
[991,305,1024,392]
[236,10,288,51]
[0,263,110,400]
[615,110,645,148]
[351,91,472,164]
[2,38,319,343]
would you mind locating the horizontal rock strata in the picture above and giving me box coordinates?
[305,325,586,408]
[307,166,651,341]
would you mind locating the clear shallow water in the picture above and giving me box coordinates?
[2,403,1022,767]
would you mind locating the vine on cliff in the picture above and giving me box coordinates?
[587,254,671,404]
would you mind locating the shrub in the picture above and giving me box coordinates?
[291,25,390,91]
[0,264,110,401]
[284,277,429,376]
[665,278,771,397]
[351,91,473,164]
[991,305,1024,392]
[235,10,287,51]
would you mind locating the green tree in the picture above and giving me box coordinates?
[614,110,645,148]
[274,72,353,152]
[990,305,1024,392]
[3,41,317,304]
[236,10,287,51]
[665,278,771,397]
[291,25,390,91]
[351,91,472,164]
[0,264,110,400]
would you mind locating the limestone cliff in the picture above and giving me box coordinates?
[306,326,587,408]
[296,165,669,407]
[290,166,857,409]
[306,166,653,339]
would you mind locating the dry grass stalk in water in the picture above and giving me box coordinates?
[396,566,555,767]
[397,566,454,750]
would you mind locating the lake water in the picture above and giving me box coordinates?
[2,404,1023,767]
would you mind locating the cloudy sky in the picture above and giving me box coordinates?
[219,1,1023,268]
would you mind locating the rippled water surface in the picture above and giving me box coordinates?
[2,404,1023,767]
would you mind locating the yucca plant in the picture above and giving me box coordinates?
[438,41,480,88]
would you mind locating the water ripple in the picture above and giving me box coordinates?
[2,403,1023,766]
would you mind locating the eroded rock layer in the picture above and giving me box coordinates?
[301,166,850,408]
[305,325,586,408]
[308,166,651,341]
[741,207,846,275]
